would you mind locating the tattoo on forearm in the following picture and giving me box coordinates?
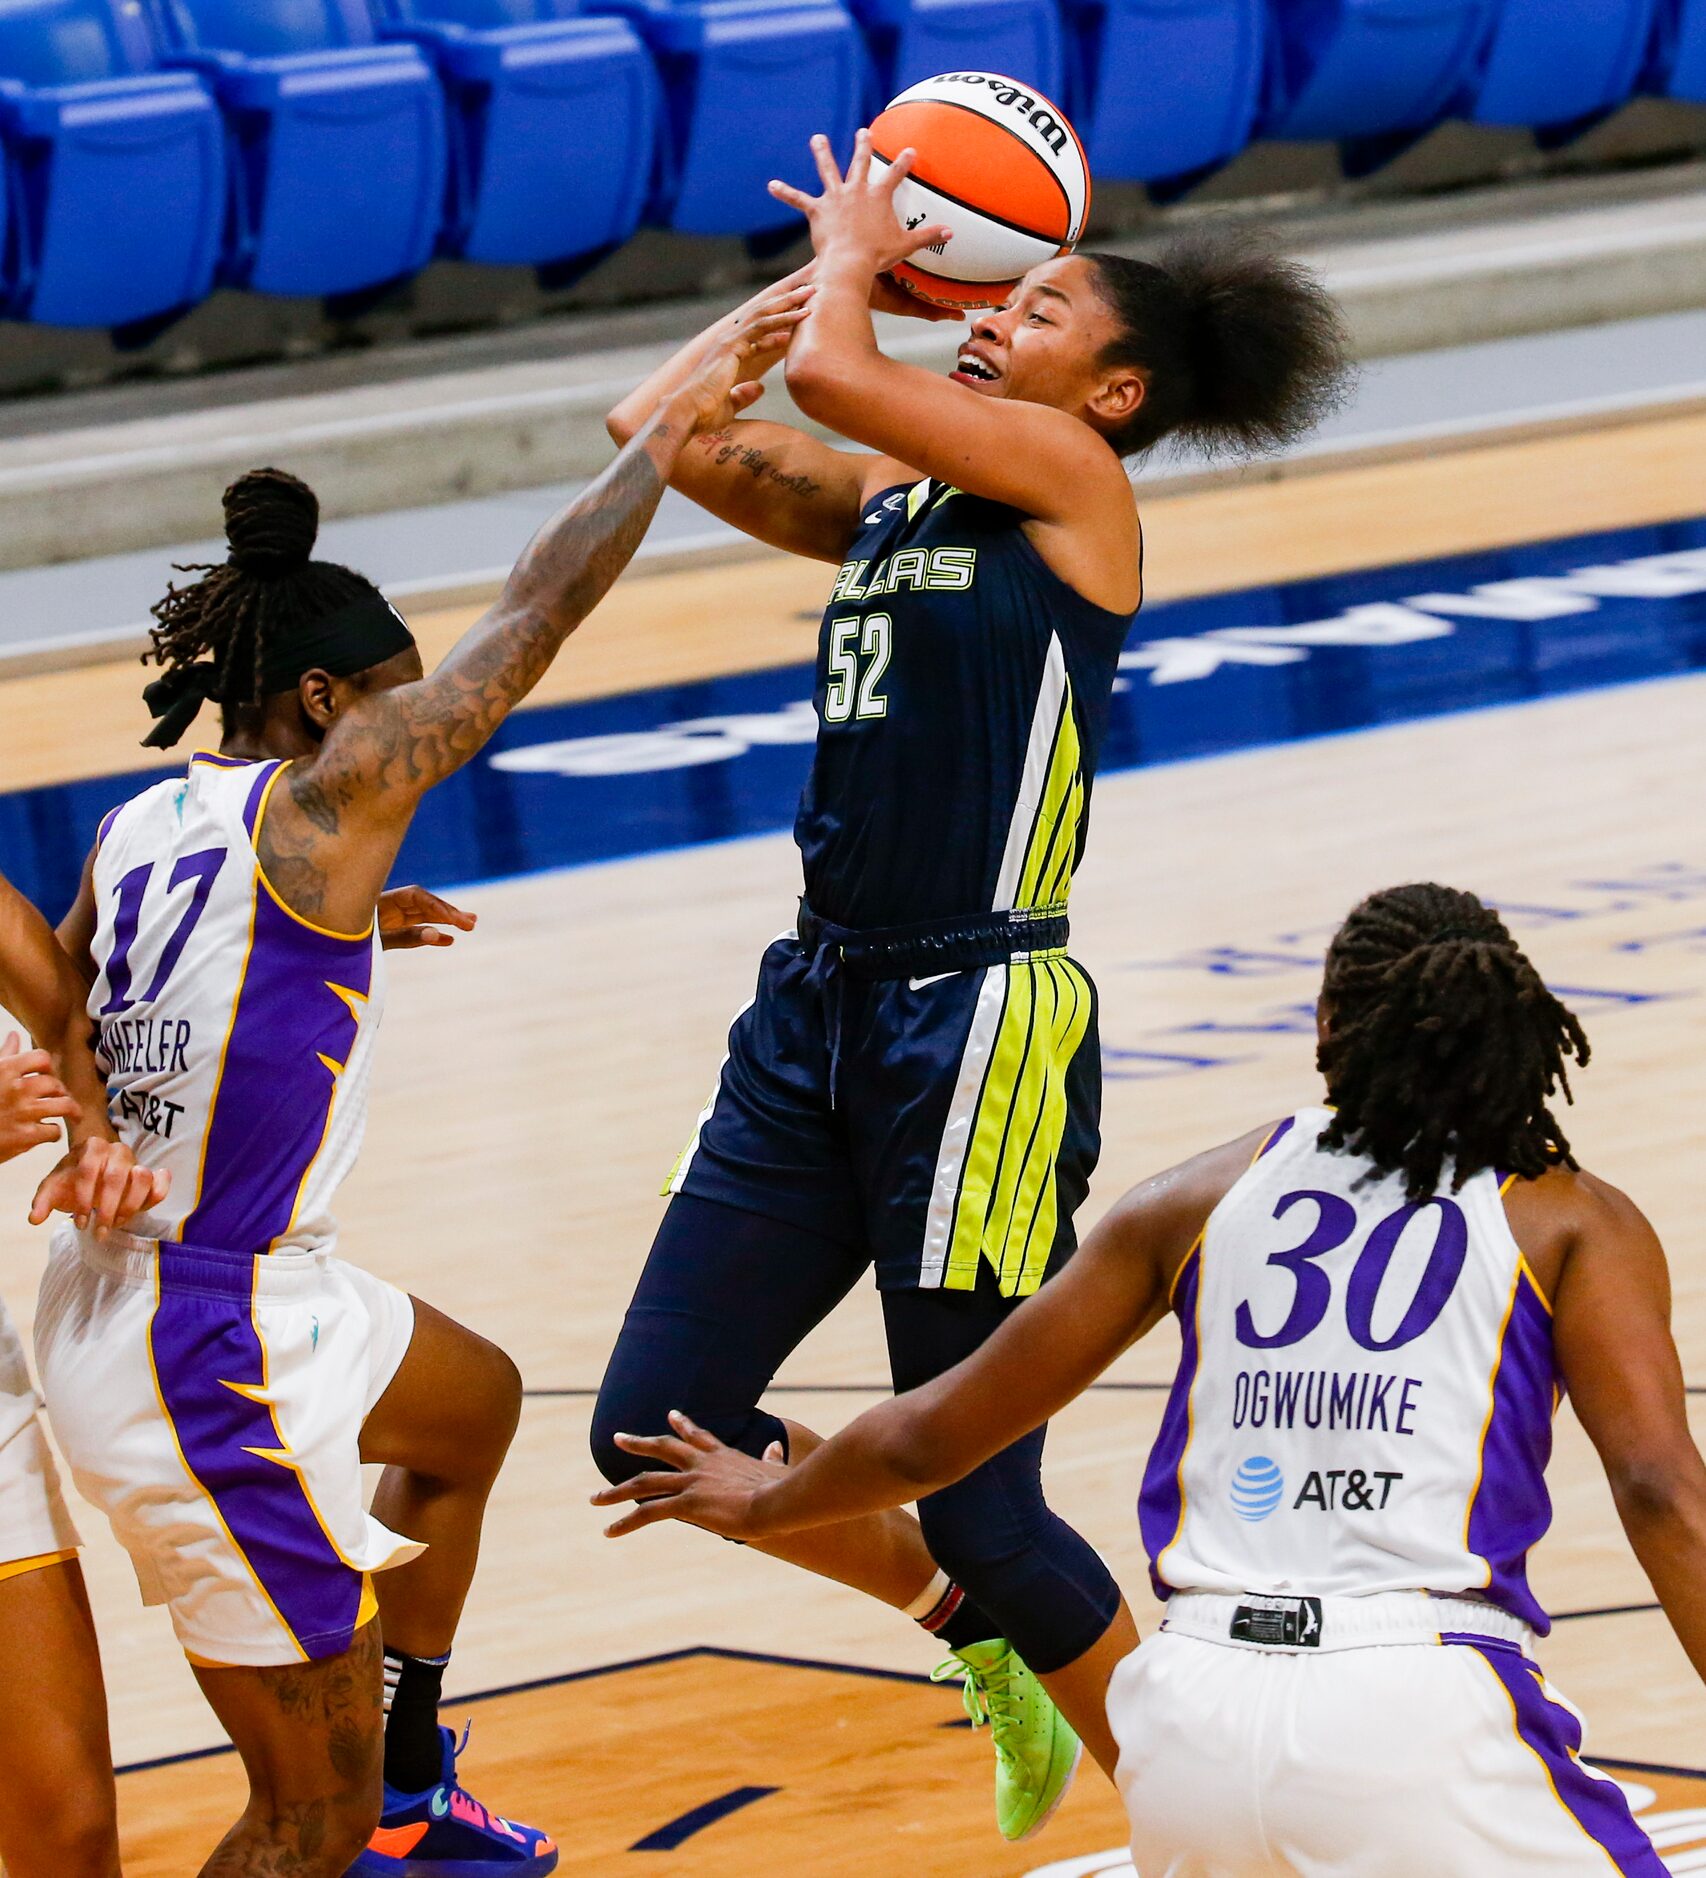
[264,431,672,913]
[698,433,824,503]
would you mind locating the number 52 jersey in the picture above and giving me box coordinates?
[87,752,384,1258]
[1141,1108,1558,1631]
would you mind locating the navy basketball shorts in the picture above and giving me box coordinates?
[665,929,1101,1296]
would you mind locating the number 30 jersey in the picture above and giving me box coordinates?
[1141,1108,1558,1632]
[87,753,384,1258]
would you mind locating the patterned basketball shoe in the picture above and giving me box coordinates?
[348,1725,558,1875]
[933,1640,1082,1842]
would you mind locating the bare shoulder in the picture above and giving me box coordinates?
[1102,1120,1281,1243]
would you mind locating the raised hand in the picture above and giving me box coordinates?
[591,1410,788,1540]
[678,320,803,436]
[0,1031,80,1163]
[378,885,478,951]
[769,130,952,277]
[30,1137,169,1234]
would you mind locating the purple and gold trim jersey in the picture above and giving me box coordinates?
[88,753,384,1258]
[1140,1108,1557,1631]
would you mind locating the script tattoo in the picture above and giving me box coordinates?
[699,429,825,503]
[261,435,673,913]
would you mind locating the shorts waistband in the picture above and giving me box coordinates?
[62,1226,331,1302]
[1160,1590,1537,1656]
[796,898,1069,980]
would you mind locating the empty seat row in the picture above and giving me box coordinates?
[0,0,1702,332]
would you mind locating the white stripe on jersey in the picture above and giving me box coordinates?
[1139,1108,1557,1630]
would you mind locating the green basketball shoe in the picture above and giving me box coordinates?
[932,1640,1082,1842]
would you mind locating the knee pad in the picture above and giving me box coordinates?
[917,1473,1121,1677]
[590,1382,788,1486]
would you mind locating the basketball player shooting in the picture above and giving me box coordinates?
[593,127,1351,1839]
[601,883,1699,1876]
[32,328,772,1878]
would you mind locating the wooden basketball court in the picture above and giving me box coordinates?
[2,405,1705,1873]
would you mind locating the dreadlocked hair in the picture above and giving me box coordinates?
[145,468,384,717]
[1317,884,1590,1204]
[1085,229,1353,459]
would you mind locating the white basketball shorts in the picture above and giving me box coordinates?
[0,1288,80,1572]
[1108,1591,1666,1876]
[35,1226,423,1668]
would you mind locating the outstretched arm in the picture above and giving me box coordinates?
[1551,1175,1706,1688]
[260,338,774,932]
[593,1131,1261,1541]
[608,264,951,561]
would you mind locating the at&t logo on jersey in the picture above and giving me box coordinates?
[1230,1456,1286,1522]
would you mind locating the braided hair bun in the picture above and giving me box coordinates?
[224,468,319,576]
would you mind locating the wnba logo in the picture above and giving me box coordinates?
[1230,1457,1285,1522]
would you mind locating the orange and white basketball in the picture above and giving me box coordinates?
[870,71,1091,310]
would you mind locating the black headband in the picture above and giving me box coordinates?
[142,589,417,750]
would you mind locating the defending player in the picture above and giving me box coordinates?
[35,327,766,1878]
[600,882,1695,1875]
[594,131,1351,1836]
[0,865,167,1878]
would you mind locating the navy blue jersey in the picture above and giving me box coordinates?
[794,478,1137,928]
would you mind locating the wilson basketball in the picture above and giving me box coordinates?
[870,71,1091,310]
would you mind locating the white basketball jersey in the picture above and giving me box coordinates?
[88,753,384,1257]
[1140,1108,1557,1631]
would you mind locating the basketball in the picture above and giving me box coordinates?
[869,71,1091,310]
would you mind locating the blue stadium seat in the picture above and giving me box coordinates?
[585,0,862,237]
[0,0,223,326]
[1063,0,1264,184]
[1468,0,1659,131]
[851,0,1064,104]
[372,0,657,267]
[1262,0,1497,143]
[1656,0,1706,99]
[144,0,446,298]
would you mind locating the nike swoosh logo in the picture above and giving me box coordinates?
[908,972,959,991]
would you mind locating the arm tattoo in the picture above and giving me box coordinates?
[263,425,676,907]
[700,431,824,502]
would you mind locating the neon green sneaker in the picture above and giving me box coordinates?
[932,1639,1082,1842]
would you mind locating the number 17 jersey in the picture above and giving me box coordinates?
[1140,1108,1558,1632]
[88,752,384,1258]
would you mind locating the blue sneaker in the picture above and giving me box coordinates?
[348,1724,558,1875]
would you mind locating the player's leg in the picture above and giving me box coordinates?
[351,1290,557,1871]
[192,1619,385,1876]
[596,938,1002,1637]
[884,1276,1137,1781]
[592,1192,969,1616]
[0,1554,120,1878]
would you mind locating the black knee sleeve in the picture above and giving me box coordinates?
[915,1455,1122,1677]
[589,1363,788,1486]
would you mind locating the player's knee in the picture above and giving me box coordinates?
[31,1790,120,1876]
[455,1335,523,1473]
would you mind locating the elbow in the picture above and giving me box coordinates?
[606,407,636,447]
[782,351,854,430]
[871,1407,955,1495]
[1608,1451,1706,1528]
